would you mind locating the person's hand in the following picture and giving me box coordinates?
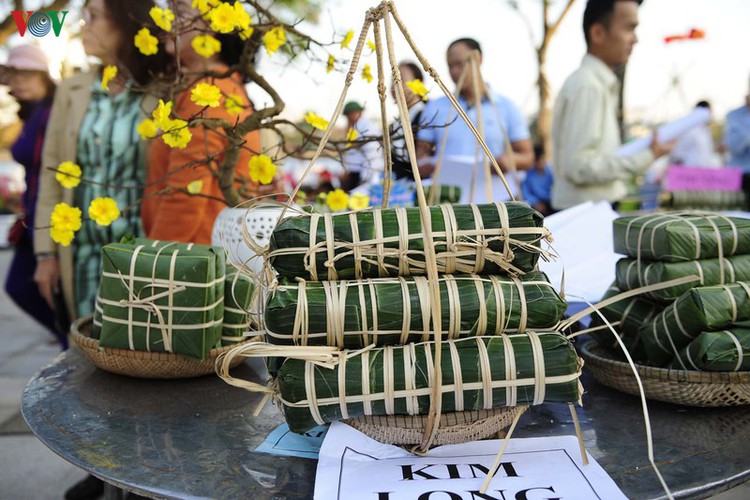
[650,133,677,159]
[493,154,511,174]
[34,257,60,309]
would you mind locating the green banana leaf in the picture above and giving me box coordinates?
[222,268,256,345]
[265,271,566,347]
[268,202,546,281]
[613,212,750,262]
[669,328,750,371]
[640,281,750,366]
[277,332,582,433]
[614,255,750,303]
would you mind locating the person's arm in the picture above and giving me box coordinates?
[495,138,534,172]
[33,86,67,306]
[414,102,440,177]
[724,112,750,158]
[494,98,534,171]
[555,85,659,185]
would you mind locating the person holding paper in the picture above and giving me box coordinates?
[415,38,533,179]
[551,0,674,210]
[670,101,720,168]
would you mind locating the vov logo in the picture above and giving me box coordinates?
[12,11,69,37]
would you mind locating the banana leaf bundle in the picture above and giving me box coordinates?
[589,284,662,361]
[613,212,750,262]
[276,332,582,433]
[98,239,225,360]
[668,328,750,372]
[614,255,750,303]
[222,268,256,346]
[640,281,750,366]
[670,191,746,211]
[265,272,566,347]
[268,202,547,281]
[426,185,461,204]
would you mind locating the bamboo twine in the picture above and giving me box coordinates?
[373,20,393,208]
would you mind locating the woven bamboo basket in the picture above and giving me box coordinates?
[70,316,252,379]
[579,339,750,407]
[346,407,527,446]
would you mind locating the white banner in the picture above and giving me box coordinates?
[315,421,626,500]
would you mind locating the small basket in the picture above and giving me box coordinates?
[345,406,527,446]
[70,316,252,379]
[579,339,750,407]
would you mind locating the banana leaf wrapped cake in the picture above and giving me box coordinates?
[613,212,750,262]
[268,202,548,281]
[614,255,750,303]
[668,328,750,371]
[222,268,256,346]
[276,332,582,433]
[97,239,225,360]
[265,271,566,348]
[640,281,750,366]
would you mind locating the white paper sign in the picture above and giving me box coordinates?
[315,421,626,500]
[614,107,711,157]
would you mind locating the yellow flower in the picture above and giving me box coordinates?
[348,193,370,211]
[162,119,192,149]
[134,27,159,56]
[187,180,204,194]
[100,65,117,91]
[192,0,219,17]
[50,203,82,241]
[88,197,120,227]
[55,161,82,189]
[248,154,277,185]
[233,1,252,36]
[346,128,358,142]
[326,189,349,211]
[50,227,75,247]
[406,79,429,100]
[137,118,158,139]
[190,82,222,108]
[149,6,174,32]
[225,93,244,116]
[304,111,329,131]
[341,30,354,49]
[209,1,237,33]
[326,55,335,73]
[263,26,286,55]
[152,99,173,129]
[191,34,221,58]
[367,39,376,52]
[361,64,373,83]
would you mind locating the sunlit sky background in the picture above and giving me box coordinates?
[2,0,750,129]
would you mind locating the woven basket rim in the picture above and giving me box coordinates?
[70,315,252,361]
[579,339,750,384]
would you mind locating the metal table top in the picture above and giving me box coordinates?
[22,347,750,499]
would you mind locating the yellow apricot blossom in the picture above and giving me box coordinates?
[149,6,175,32]
[248,154,277,185]
[341,30,354,49]
[187,180,204,194]
[326,55,335,73]
[152,99,173,129]
[162,119,192,149]
[88,197,120,226]
[348,193,370,211]
[326,189,349,211]
[405,79,429,100]
[361,64,373,83]
[304,111,329,131]
[209,2,237,33]
[101,65,117,91]
[225,93,244,116]
[190,82,222,107]
[191,34,221,58]
[263,26,286,55]
[134,28,159,56]
[55,161,82,189]
[137,119,158,139]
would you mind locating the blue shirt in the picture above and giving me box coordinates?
[416,89,530,158]
[724,105,750,170]
[521,164,553,206]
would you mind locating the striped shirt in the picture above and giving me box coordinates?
[72,80,145,317]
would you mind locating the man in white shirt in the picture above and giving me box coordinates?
[551,0,674,210]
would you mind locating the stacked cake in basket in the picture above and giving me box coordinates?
[590,212,750,371]
[257,202,582,433]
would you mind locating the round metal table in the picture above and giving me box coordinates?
[22,347,750,499]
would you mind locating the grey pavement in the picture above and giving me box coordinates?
[1,247,749,499]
